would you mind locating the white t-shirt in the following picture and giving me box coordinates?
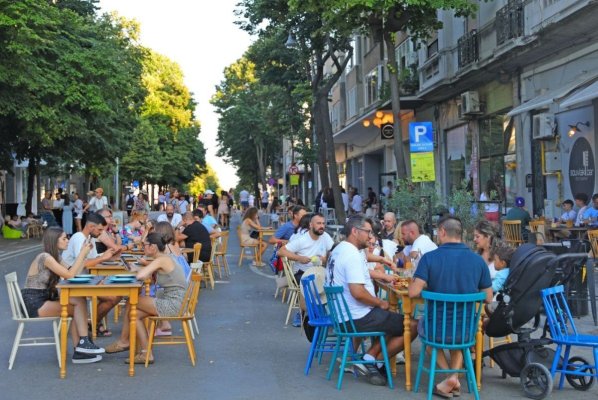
[88,196,108,212]
[62,232,98,267]
[382,186,391,198]
[285,232,334,274]
[261,191,269,203]
[351,194,362,213]
[239,190,249,202]
[480,192,499,213]
[248,194,255,207]
[157,213,182,228]
[325,241,374,320]
[341,192,349,212]
[179,200,189,214]
[403,234,438,258]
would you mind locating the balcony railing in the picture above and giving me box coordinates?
[458,30,479,68]
[496,0,524,45]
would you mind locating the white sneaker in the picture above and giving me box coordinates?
[395,351,405,365]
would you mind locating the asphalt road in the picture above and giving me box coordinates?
[0,225,597,399]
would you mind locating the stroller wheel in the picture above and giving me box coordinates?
[520,362,553,400]
[565,356,595,391]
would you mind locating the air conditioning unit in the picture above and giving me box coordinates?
[406,52,418,67]
[532,113,555,140]
[460,91,481,114]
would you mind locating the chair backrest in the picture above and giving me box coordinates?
[281,257,299,290]
[529,219,545,233]
[324,285,357,334]
[301,275,328,321]
[420,290,486,348]
[5,272,29,320]
[587,229,598,257]
[192,242,202,263]
[503,220,523,246]
[216,231,229,254]
[179,272,202,318]
[541,285,578,340]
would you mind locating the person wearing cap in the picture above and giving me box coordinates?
[84,188,109,213]
[202,190,216,217]
[505,196,531,239]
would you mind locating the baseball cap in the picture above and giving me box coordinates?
[205,189,214,195]
[515,197,525,207]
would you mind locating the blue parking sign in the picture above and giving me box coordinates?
[409,122,434,153]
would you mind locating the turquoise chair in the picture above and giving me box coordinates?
[414,291,486,400]
[324,285,394,390]
[301,275,335,375]
[541,285,598,390]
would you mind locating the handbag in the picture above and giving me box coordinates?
[249,230,259,239]
[269,243,284,273]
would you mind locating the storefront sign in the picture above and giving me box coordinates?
[568,137,595,196]
[409,122,434,153]
[411,152,436,182]
[381,123,394,140]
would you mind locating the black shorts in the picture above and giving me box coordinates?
[353,307,404,336]
[21,288,53,318]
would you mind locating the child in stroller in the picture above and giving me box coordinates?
[483,243,594,399]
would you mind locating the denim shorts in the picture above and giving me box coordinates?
[21,288,52,318]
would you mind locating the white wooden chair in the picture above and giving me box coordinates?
[5,272,69,369]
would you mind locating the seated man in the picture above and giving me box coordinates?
[505,197,532,239]
[326,215,417,386]
[157,204,182,229]
[408,216,492,397]
[176,211,212,263]
[269,205,307,246]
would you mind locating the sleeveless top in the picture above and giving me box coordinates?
[25,253,56,290]
[156,255,187,291]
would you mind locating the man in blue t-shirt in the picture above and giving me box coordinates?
[582,193,598,227]
[269,205,307,245]
[409,216,492,397]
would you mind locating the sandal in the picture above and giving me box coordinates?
[124,352,154,364]
[97,325,112,337]
[105,341,129,354]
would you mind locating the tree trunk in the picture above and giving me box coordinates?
[385,31,408,179]
[26,155,37,216]
[312,101,330,191]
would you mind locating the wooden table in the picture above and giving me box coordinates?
[57,278,142,378]
[376,280,483,391]
[257,228,276,264]
[547,226,588,240]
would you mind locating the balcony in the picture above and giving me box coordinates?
[496,0,524,46]
[457,30,479,69]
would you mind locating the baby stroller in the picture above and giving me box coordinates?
[484,243,595,399]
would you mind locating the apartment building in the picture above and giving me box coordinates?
[330,0,598,218]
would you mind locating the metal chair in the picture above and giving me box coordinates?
[301,275,335,375]
[5,272,69,369]
[145,272,202,367]
[541,285,598,390]
[324,285,394,390]
[414,291,486,400]
[503,220,524,247]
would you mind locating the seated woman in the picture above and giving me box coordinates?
[96,208,127,254]
[105,232,187,363]
[121,211,146,245]
[240,207,267,266]
[21,227,104,363]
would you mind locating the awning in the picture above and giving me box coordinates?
[507,75,598,117]
[561,80,598,108]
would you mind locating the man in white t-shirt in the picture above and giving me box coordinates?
[157,204,183,229]
[84,187,109,213]
[278,213,334,279]
[325,215,416,386]
[350,188,363,214]
[399,219,438,264]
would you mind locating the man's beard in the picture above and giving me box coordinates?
[312,227,324,236]
[167,213,174,218]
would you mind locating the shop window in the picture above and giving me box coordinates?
[479,115,513,207]
[446,125,472,193]
[365,67,379,106]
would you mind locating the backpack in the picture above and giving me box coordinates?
[126,195,134,211]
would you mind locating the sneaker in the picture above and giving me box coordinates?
[353,359,387,386]
[336,357,354,373]
[72,351,102,364]
[292,311,301,327]
[75,336,105,354]
[395,351,405,365]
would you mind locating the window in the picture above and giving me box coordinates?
[395,38,416,72]
[446,125,472,193]
[427,39,438,59]
[347,87,357,118]
[365,67,380,106]
[345,37,358,75]
[479,115,511,207]
[330,102,340,132]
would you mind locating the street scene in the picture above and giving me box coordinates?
[2,0,598,399]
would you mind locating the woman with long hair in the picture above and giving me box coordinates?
[473,220,499,278]
[218,191,230,229]
[21,227,104,363]
[105,232,187,363]
[240,207,267,266]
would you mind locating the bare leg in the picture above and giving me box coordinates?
[39,297,88,344]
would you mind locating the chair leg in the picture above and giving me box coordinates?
[559,345,572,389]
[182,320,196,366]
[463,348,480,400]
[145,320,157,368]
[188,319,195,340]
[238,247,244,266]
[304,326,320,375]
[222,255,230,277]
[379,337,393,389]
[336,337,352,390]
[192,315,199,336]
[414,343,426,392]
[53,320,62,369]
[327,337,342,381]
[427,348,438,400]
[8,322,25,370]
[285,292,297,325]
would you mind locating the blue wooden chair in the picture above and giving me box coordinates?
[541,285,598,389]
[301,275,336,375]
[324,285,393,390]
[414,291,486,400]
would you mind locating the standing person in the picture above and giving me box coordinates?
[202,190,216,217]
[178,194,189,214]
[261,188,269,210]
[341,187,349,215]
[158,191,165,211]
[574,193,589,226]
[239,188,249,211]
[408,216,492,397]
[41,191,57,227]
[170,189,180,213]
[480,179,500,222]
[84,188,109,213]
[21,227,105,363]
[73,193,83,232]
[351,188,363,215]
[326,215,416,386]
[240,207,267,266]
[365,187,378,218]
[473,220,499,278]
[218,191,230,229]
[125,192,135,216]
[134,192,150,213]
[380,212,397,241]
[62,194,74,238]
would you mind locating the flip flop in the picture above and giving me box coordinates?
[105,342,129,354]
[97,326,112,337]
[433,387,453,399]
[451,387,461,397]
